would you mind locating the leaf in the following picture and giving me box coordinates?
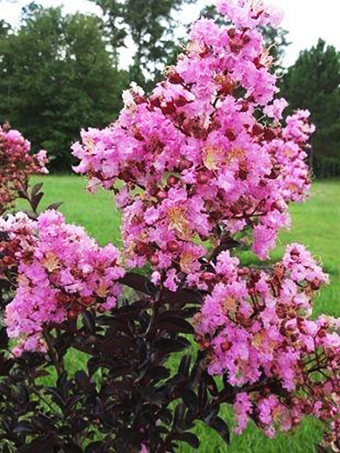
[173,432,200,449]
[154,337,191,354]
[31,182,43,198]
[198,380,208,409]
[86,442,106,453]
[22,441,55,453]
[207,417,230,445]
[145,366,171,381]
[190,350,206,382]
[203,371,219,396]
[103,317,131,336]
[46,387,65,409]
[173,402,186,431]
[181,388,198,412]
[31,192,44,212]
[62,443,83,453]
[46,202,63,211]
[57,371,68,393]
[157,316,194,335]
[13,421,35,435]
[156,308,198,321]
[162,288,203,307]
[100,335,138,354]
[75,370,90,389]
[82,311,96,334]
[114,299,151,319]
[158,408,172,425]
[210,236,240,262]
[178,354,191,377]
[120,272,157,296]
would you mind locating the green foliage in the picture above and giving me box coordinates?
[91,0,193,89]
[281,39,340,178]
[0,4,128,171]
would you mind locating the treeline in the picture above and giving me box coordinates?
[0,1,340,177]
[281,39,340,179]
[0,0,190,171]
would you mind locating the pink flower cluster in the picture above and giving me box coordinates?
[0,210,124,354]
[193,244,340,441]
[72,0,313,288]
[2,0,336,448]
[216,0,283,29]
[0,124,48,214]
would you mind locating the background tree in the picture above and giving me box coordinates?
[91,0,193,89]
[0,3,128,171]
[281,39,340,177]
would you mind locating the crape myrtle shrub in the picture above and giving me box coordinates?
[1,0,340,452]
[0,124,48,216]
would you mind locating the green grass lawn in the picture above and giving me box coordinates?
[20,176,340,452]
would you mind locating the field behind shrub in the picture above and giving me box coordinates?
[20,176,340,452]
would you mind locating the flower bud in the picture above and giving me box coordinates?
[167,175,179,187]
[242,34,251,45]
[150,95,161,109]
[221,340,231,352]
[68,310,78,322]
[167,68,184,84]
[167,241,179,253]
[178,158,193,171]
[149,255,160,266]
[161,102,176,115]
[156,190,168,202]
[197,172,209,185]
[225,129,236,141]
[252,123,264,136]
[227,28,236,39]
[175,96,189,107]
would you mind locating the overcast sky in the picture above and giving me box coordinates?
[1,0,339,68]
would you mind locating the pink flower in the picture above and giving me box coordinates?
[234,393,253,434]
[3,211,124,354]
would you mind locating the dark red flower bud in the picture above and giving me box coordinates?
[149,255,159,266]
[167,241,179,253]
[82,297,94,307]
[242,34,251,45]
[162,102,176,115]
[227,28,236,39]
[252,123,264,136]
[119,169,134,183]
[225,129,236,141]
[178,157,193,171]
[134,95,147,105]
[68,310,78,321]
[221,340,231,352]
[263,127,276,141]
[168,70,184,85]
[202,272,215,281]
[167,175,179,187]
[150,187,160,197]
[149,95,161,109]
[197,172,209,185]
[134,131,144,141]
[240,101,249,112]
[317,329,326,339]
[230,43,241,54]
[175,96,188,107]
[156,190,168,202]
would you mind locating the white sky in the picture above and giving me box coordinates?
[0,0,340,68]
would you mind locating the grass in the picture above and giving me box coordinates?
[19,176,340,452]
